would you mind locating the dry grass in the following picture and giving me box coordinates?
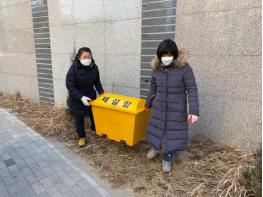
[0,93,259,197]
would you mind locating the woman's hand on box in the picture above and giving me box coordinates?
[144,107,150,112]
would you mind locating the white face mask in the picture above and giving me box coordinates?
[161,56,174,66]
[80,59,92,66]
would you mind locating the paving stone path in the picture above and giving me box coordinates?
[0,108,109,197]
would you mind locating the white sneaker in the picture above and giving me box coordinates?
[162,160,172,173]
[147,147,159,160]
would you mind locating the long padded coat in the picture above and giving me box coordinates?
[145,49,199,152]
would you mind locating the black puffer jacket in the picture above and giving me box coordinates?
[66,60,104,117]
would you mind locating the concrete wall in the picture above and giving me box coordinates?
[175,0,262,151]
[0,0,261,151]
[48,0,142,106]
[0,0,39,101]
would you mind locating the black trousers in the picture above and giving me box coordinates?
[74,107,95,138]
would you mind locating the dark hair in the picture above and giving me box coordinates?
[73,47,93,63]
[157,39,178,60]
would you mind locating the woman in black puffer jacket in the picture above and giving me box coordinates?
[66,47,104,147]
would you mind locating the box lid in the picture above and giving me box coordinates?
[90,93,146,114]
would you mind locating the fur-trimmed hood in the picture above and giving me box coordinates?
[150,49,189,69]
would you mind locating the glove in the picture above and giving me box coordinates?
[188,114,198,124]
[81,96,91,106]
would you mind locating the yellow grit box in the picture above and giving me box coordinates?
[90,93,150,146]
